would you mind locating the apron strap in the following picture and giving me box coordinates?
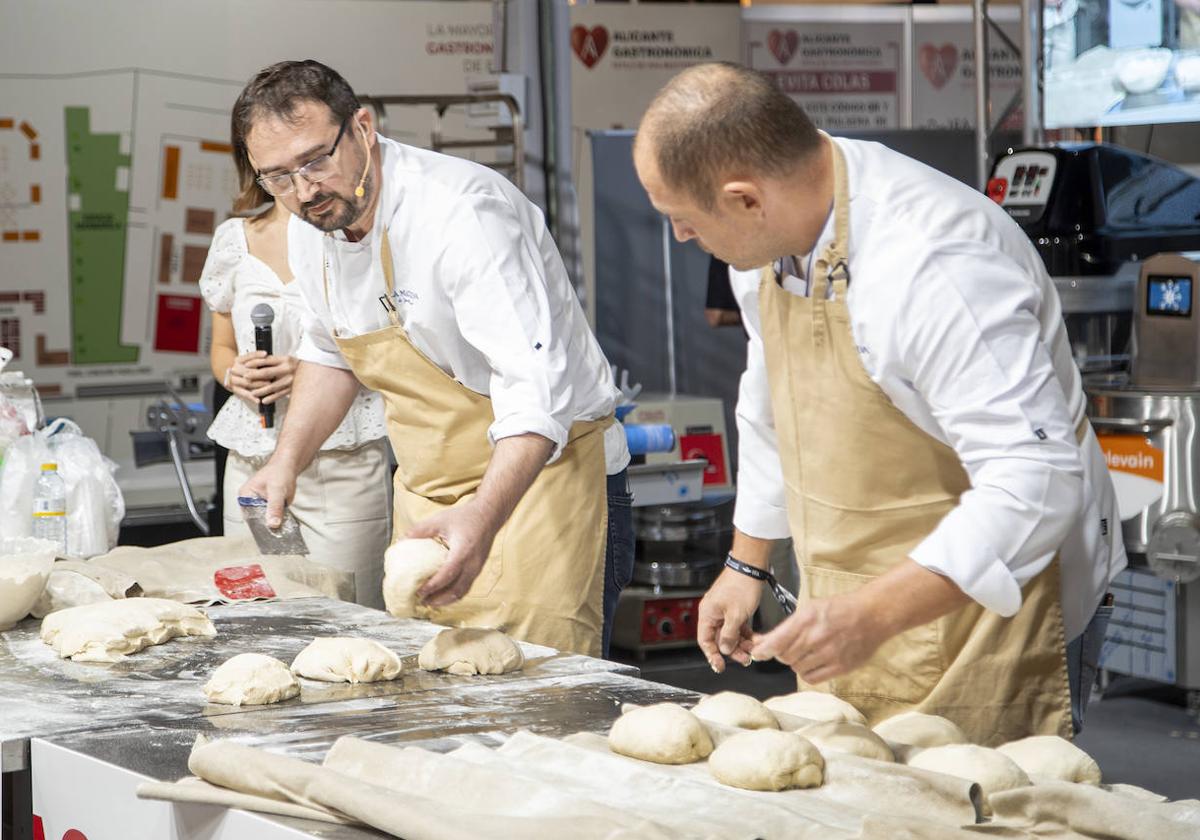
[811,137,851,347]
[322,225,401,329]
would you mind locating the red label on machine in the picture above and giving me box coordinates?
[214,564,277,600]
[681,433,727,486]
[641,597,699,644]
[987,177,1008,204]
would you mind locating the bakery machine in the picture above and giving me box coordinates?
[129,386,214,535]
[1086,252,1200,690]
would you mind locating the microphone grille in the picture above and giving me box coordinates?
[250,303,275,327]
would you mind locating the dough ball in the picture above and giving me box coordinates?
[907,744,1031,815]
[709,729,825,791]
[382,538,449,619]
[417,627,524,676]
[204,653,299,706]
[799,721,895,763]
[873,711,968,748]
[40,597,216,662]
[291,637,403,684]
[764,691,866,726]
[608,703,714,765]
[996,735,1102,785]
[692,691,779,730]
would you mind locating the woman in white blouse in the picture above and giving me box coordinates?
[200,152,390,608]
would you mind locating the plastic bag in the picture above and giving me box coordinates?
[0,419,125,557]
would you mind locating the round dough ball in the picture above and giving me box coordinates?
[608,703,714,765]
[873,712,968,748]
[204,653,299,706]
[799,721,894,763]
[291,637,403,684]
[764,691,866,727]
[417,627,524,676]
[709,729,825,791]
[692,691,779,730]
[907,744,1031,815]
[996,735,1102,785]
[382,538,449,619]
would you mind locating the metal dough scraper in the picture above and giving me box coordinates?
[237,496,309,555]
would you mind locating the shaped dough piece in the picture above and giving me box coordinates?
[907,744,1031,815]
[291,637,403,684]
[709,729,825,791]
[764,691,866,726]
[799,721,895,763]
[996,735,1102,785]
[40,597,216,662]
[417,627,524,676]
[692,691,779,730]
[204,653,299,706]
[382,538,449,619]
[609,702,714,765]
[873,711,968,748]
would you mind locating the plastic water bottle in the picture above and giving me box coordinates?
[32,461,67,555]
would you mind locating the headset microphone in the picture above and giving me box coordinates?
[354,124,370,198]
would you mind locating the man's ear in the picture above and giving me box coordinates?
[354,107,376,149]
[722,180,764,215]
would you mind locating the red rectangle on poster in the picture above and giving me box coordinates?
[680,432,728,486]
[155,294,201,353]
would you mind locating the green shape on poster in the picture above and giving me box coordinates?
[65,106,138,364]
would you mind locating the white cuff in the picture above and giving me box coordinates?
[732,497,791,540]
[909,538,1023,617]
[488,413,570,464]
[296,336,351,371]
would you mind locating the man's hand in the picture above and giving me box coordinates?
[408,499,502,607]
[239,459,298,530]
[697,567,763,673]
[750,592,887,685]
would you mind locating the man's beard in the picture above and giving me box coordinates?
[299,175,370,232]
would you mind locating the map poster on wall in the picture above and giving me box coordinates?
[744,6,910,131]
[911,6,1024,131]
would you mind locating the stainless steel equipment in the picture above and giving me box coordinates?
[129,385,214,535]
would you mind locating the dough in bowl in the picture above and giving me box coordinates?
[907,744,1031,815]
[996,735,1102,785]
[291,637,403,684]
[799,721,895,763]
[609,703,713,764]
[382,538,449,619]
[873,711,968,748]
[709,729,825,791]
[417,627,524,676]
[40,597,216,662]
[764,691,866,726]
[692,691,779,730]
[204,653,299,705]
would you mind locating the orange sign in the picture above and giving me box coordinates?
[1097,434,1164,482]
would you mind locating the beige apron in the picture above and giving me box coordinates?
[758,140,1072,745]
[324,231,609,656]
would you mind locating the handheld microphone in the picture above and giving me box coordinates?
[250,303,275,429]
[355,125,370,198]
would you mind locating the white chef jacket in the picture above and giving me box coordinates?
[731,137,1126,641]
[290,135,630,475]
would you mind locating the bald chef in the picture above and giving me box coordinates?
[235,60,633,657]
[634,63,1127,744]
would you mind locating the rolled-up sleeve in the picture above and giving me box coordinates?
[900,242,1084,616]
[446,193,577,462]
[289,217,352,371]
[730,269,791,540]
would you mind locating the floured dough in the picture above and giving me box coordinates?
[692,691,779,730]
[764,691,866,726]
[291,637,403,684]
[40,597,216,662]
[609,703,714,765]
[996,735,1102,785]
[873,711,968,748]
[709,729,824,791]
[204,653,299,706]
[417,627,524,676]
[907,744,1031,815]
[799,721,894,763]
[382,538,449,619]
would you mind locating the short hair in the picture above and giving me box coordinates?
[229,60,361,214]
[638,62,820,210]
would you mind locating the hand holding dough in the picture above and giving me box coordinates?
[996,735,1102,785]
[382,538,449,619]
[204,653,299,706]
[40,597,216,662]
[692,691,779,730]
[608,703,714,765]
[873,711,968,748]
[764,691,866,727]
[291,637,403,684]
[799,721,894,763]
[907,744,1031,815]
[708,729,825,791]
[417,627,524,676]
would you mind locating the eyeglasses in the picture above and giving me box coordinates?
[255,118,350,197]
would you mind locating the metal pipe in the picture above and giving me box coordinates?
[973,0,992,190]
[167,432,209,536]
[661,217,677,396]
[1022,0,1040,145]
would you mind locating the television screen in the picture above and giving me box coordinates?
[1043,0,1200,128]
